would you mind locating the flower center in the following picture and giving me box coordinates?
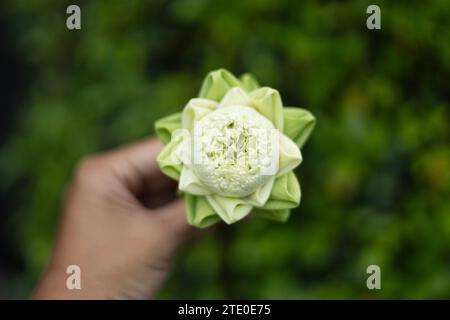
[193,105,277,197]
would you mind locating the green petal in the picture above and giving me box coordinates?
[239,73,260,92]
[206,195,253,224]
[261,172,301,210]
[253,208,291,223]
[278,133,302,177]
[154,113,182,145]
[182,98,218,132]
[198,69,241,101]
[185,194,221,228]
[156,130,185,181]
[283,107,316,148]
[249,87,284,130]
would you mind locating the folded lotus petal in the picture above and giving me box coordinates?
[154,112,182,145]
[249,87,284,131]
[245,176,275,207]
[239,73,260,92]
[206,195,253,224]
[219,87,252,108]
[179,166,212,195]
[198,69,241,101]
[156,130,186,181]
[253,208,291,222]
[185,194,221,228]
[283,107,316,148]
[261,172,301,210]
[182,98,218,132]
[277,133,302,177]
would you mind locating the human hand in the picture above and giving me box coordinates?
[33,137,194,299]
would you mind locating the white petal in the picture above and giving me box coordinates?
[277,133,302,177]
[206,195,253,224]
[245,177,275,207]
[182,98,218,132]
[179,166,212,195]
[219,87,252,108]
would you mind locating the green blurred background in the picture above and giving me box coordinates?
[0,0,449,299]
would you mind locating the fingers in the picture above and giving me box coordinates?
[98,137,176,196]
[83,137,196,246]
[154,198,195,247]
[140,181,177,209]
[104,137,162,176]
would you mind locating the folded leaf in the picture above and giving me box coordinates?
[198,69,241,101]
[253,208,291,222]
[185,194,221,228]
[240,73,260,92]
[249,87,284,131]
[156,130,185,181]
[278,133,302,177]
[283,107,316,148]
[154,112,182,145]
[206,194,253,224]
[261,172,301,210]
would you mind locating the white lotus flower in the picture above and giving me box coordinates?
[156,69,315,227]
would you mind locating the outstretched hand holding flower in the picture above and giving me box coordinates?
[156,69,316,227]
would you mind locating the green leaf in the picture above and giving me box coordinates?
[239,73,260,92]
[198,69,241,101]
[253,208,291,222]
[261,172,301,210]
[154,112,182,145]
[283,107,316,148]
[185,194,221,228]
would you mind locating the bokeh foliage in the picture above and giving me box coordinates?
[0,0,449,298]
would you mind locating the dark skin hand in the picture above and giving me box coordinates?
[33,138,194,299]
